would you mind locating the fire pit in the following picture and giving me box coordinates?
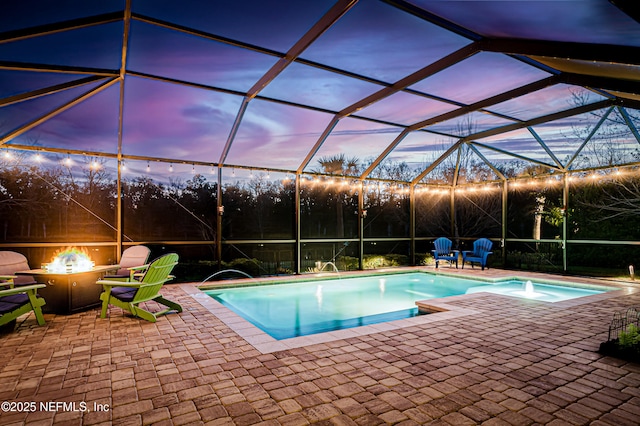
[43,246,95,273]
[16,248,117,314]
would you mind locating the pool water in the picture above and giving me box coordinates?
[204,273,610,339]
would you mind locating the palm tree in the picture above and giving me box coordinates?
[317,154,359,176]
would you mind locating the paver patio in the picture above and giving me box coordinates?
[1,267,639,425]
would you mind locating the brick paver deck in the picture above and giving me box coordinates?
[1,267,639,425]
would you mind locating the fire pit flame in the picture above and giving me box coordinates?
[44,247,95,273]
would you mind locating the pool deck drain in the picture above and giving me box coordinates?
[1,267,639,425]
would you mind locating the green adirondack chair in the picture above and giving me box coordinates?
[0,251,46,329]
[0,282,46,327]
[0,283,47,328]
[97,253,182,322]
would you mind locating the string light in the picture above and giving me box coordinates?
[13,149,636,193]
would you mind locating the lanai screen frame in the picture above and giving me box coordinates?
[1,0,640,273]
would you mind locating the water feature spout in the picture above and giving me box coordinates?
[201,269,255,284]
[523,280,535,296]
[514,280,545,299]
[317,261,341,277]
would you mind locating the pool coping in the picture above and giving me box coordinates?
[184,268,639,354]
[197,267,624,292]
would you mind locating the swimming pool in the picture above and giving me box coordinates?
[203,272,613,340]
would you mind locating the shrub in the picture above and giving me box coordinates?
[618,324,640,349]
[228,258,262,276]
[416,253,434,266]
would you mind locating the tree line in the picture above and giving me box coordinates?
[1,151,639,272]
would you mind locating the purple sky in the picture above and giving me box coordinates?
[1,0,639,182]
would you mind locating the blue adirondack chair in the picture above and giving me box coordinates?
[462,238,493,270]
[432,237,459,268]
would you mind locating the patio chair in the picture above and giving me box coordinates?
[97,253,182,322]
[103,245,151,281]
[0,251,46,328]
[462,238,493,270]
[0,251,38,286]
[432,237,459,268]
[0,283,47,328]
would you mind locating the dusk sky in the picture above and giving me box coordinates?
[1,0,639,183]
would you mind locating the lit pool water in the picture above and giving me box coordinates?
[204,273,611,339]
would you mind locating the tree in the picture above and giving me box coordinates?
[122,176,169,240]
[568,90,640,169]
[181,174,217,240]
[577,175,640,222]
[314,154,360,238]
[0,160,61,240]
